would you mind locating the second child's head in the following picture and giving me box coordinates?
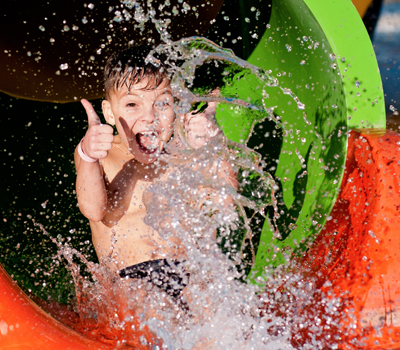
[102,45,175,164]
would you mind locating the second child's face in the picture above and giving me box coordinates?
[102,79,175,164]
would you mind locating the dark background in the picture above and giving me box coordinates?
[374,0,400,128]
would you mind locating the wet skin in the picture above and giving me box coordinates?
[75,80,181,270]
[75,80,226,271]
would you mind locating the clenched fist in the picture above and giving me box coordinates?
[80,99,114,160]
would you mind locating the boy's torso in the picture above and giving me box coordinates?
[89,139,183,271]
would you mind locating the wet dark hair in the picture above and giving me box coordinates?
[104,44,169,100]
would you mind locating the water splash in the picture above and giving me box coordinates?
[9,2,349,349]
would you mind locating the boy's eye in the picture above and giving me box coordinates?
[156,99,172,110]
[126,102,137,108]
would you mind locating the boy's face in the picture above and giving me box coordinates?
[102,78,175,164]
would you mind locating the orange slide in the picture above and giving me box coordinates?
[0,263,113,349]
[301,129,400,349]
[0,262,161,349]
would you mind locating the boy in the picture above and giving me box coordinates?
[74,45,223,304]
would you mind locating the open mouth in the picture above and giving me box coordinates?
[136,132,160,154]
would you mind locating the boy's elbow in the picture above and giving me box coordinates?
[86,212,104,222]
[79,204,106,222]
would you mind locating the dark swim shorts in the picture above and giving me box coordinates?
[119,259,190,300]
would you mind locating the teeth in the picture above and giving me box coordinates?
[141,131,158,136]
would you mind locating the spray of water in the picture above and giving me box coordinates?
[18,1,351,349]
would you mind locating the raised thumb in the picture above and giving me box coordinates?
[81,99,101,126]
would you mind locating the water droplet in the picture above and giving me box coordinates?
[113,10,123,22]
[82,16,88,24]
[285,44,292,52]
[49,38,55,43]
[329,53,336,61]
[88,3,94,9]
[122,9,132,21]
[60,63,69,70]
[72,24,79,31]
[297,101,305,110]
[245,17,250,23]
[300,60,306,65]
[63,25,70,31]
[390,105,398,115]
[355,81,360,88]
[39,25,45,31]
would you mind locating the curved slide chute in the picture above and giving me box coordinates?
[0,0,395,348]
[0,264,112,349]
[300,129,400,349]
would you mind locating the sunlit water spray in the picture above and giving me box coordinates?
[24,35,348,349]
[16,2,351,349]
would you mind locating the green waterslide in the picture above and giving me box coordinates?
[249,0,385,272]
[211,0,385,275]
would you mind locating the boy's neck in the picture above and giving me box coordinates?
[112,135,132,156]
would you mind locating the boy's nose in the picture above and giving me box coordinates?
[140,105,157,124]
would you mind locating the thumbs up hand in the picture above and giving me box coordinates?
[80,99,114,160]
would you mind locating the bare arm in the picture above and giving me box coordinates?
[181,102,239,216]
[75,99,114,222]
